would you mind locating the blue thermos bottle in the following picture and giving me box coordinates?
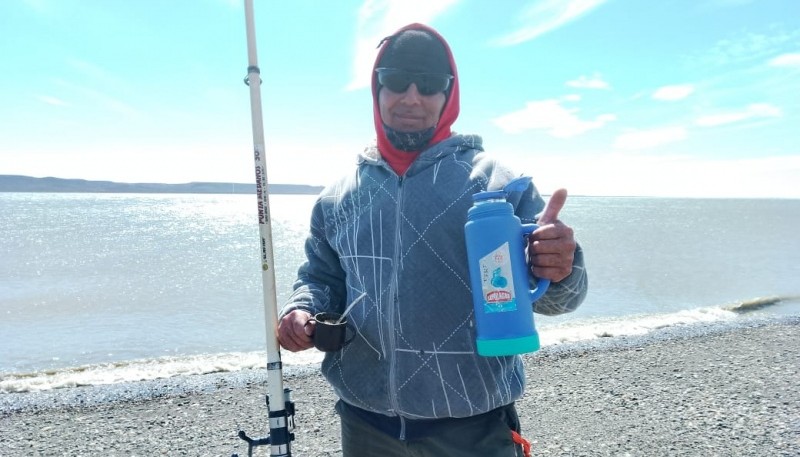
[464,177,550,356]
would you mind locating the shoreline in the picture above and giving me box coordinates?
[2,316,798,456]
[1,315,793,413]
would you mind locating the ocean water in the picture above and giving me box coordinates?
[1,192,799,393]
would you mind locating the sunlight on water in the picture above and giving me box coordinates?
[1,193,798,393]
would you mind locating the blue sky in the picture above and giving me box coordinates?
[2,0,798,197]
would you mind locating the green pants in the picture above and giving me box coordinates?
[337,400,524,457]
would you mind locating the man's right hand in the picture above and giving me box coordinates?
[278,310,315,352]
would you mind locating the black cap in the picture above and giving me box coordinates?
[378,29,451,75]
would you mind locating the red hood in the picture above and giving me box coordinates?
[372,23,460,174]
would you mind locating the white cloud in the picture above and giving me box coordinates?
[65,58,119,83]
[346,0,459,90]
[652,84,694,101]
[614,127,687,150]
[702,0,758,7]
[695,103,782,127]
[23,0,50,13]
[36,95,68,106]
[491,0,609,46]
[494,150,800,198]
[701,29,800,67]
[493,99,615,137]
[51,78,139,117]
[768,53,800,68]
[566,74,610,90]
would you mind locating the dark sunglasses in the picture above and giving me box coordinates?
[375,67,453,96]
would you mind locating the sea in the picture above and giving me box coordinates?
[1,192,799,394]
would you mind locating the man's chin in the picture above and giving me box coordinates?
[393,124,426,132]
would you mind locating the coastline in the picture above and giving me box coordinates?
[2,316,798,456]
[0,174,324,195]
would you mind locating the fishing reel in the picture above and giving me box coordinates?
[233,388,296,457]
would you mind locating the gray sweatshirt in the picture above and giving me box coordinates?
[281,133,587,420]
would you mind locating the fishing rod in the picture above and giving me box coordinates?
[234,0,295,456]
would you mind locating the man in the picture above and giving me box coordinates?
[278,23,587,456]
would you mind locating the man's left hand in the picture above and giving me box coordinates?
[528,188,576,283]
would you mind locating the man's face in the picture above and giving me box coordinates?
[379,83,446,132]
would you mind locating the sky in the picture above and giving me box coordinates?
[2,0,799,198]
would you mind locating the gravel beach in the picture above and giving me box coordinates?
[2,316,798,456]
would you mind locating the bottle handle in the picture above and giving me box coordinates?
[523,224,550,302]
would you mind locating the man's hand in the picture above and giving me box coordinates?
[278,309,315,352]
[528,188,576,283]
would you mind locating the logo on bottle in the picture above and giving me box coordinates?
[479,242,517,313]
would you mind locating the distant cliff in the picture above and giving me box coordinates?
[0,175,323,195]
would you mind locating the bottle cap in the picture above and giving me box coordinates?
[472,190,505,202]
[471,176,532,202]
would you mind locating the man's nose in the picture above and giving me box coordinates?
[399,83,423,102]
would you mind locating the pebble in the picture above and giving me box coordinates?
[1,316,798,456]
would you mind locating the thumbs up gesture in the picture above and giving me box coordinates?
[528,188,576,283]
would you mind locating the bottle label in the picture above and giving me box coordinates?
[479,242,517,313]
